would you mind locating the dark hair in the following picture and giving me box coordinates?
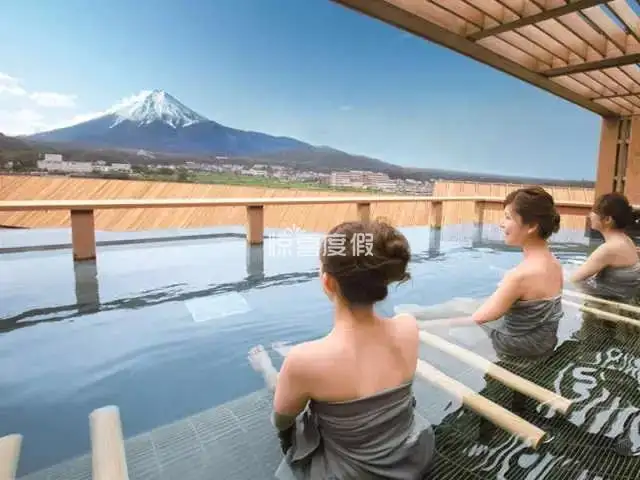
[319,219,411,306]
[592,192,633,229]
[504,186,560,240]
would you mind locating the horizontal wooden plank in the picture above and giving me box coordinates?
[0,195,595,211]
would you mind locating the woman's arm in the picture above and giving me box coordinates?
[570,245,610,284]
[422,270,522,329]
[272,346,310,430]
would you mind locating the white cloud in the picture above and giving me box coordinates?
[0,72,85,135]
[29,92,77,108]
[339,105,353,112]
[0,73,27,96]
[0,109,48,135]
[47,111,105,130]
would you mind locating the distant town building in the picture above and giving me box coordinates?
[37,153,93,174]
[37,153,132,175]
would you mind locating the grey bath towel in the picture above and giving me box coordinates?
[481,296,562,358]
[274,381,435,480]
[577,262,640,302]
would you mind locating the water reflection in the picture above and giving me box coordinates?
[74,259,100,314]
[246,244,264,280]
[0,243,313,334]
[429,227,441,258]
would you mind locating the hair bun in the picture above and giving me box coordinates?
[552,211,560,233]
[320,219,411,306]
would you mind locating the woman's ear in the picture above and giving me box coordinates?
[321,272,336,298]
[603,215,614,228]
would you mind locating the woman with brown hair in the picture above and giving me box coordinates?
[248,220,435,479]
[413,186,564,358]
[570,192,640,302]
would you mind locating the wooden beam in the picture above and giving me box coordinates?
[543,53,640,77]
[331,0,616,116]
[0,196,598,212]
[607,0,640,44]
[467,0,612,41]
[592,88,640,100]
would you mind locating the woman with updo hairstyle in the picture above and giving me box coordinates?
[420,186,564,358]
[570,192,639,302]
[249,220,435,479]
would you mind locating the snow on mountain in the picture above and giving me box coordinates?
[107,90,208,128]
[25,89,314,157]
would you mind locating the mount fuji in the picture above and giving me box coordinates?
[25,90,315,156]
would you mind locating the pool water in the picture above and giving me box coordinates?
[1,223,639,478]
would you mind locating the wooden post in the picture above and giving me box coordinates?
[357,202,371,222]
[246,205,264,245]
[474,200,485,226]
[594,117,620,199]
[429,201,443,228]
[90,406,129,480]
[0,434,21,480]
[625,116,640,205]
[70,209,96,261]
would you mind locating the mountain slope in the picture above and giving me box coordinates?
[26,89,313,156]
[0,133,34,151]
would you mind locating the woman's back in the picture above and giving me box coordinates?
[268,220,434,479]
[297,313,419,403]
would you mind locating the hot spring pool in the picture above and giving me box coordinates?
[1,224,639,479]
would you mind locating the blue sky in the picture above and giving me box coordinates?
[0,0,605,180]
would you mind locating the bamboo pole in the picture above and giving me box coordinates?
[0,434,21,480]
[90,406,129,480]
[418,331,573,415]
[415,359,546,449]
[562,299,640,328]
[563,289,640,316]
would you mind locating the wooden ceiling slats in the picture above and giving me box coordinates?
[333,0,640,116]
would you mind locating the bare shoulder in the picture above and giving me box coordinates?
[503,264,528,284]
[389,313,420,344]
[281,340,324,378]
[592,241,615,258]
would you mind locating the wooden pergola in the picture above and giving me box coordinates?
[331,0,640,204]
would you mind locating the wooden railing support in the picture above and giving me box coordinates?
[357,202,371,222]
[429,201,443,228]
[90,405,129,480]
[0,195,607,262]
[246,205,264,245]
[70,209,96,261]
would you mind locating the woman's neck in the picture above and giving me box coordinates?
[521,237,549,258]
[332,301,376,331]
[601,228,625,242]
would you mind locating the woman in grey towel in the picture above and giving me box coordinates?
[421,187,564,358]
[249,220,435,479]
[570,192,640,303]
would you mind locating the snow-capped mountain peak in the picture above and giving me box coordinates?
[107,89,209,128]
